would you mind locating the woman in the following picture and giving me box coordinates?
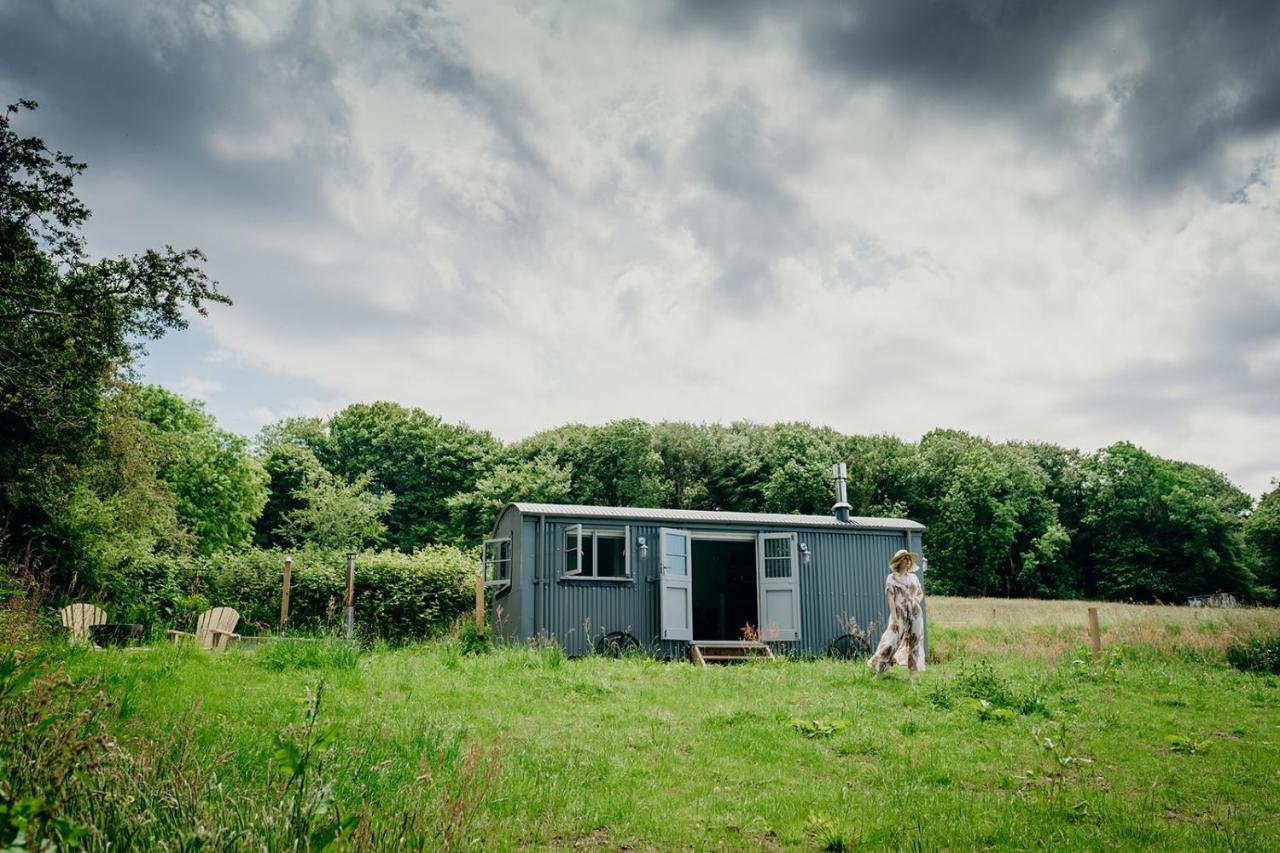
[868,549,925,675]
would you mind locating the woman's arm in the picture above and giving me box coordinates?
[887,587,898,631]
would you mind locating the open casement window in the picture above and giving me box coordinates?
[482,537,512,590]
[563,526,631,580]
[564,524,584,576]
[757,532,800,641]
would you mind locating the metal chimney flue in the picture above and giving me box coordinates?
[832,462,852,523]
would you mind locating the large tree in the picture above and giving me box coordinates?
[446,453,572,545]
[1076,443,1255,601]
[904,430,1072,598]
[30,384,191,596]
[251,416,332,548]
[324,402,499,551]
[1245,481,1280,601]
[130,386,267,556]
[758,423,841,515]
[284,469,394,553]
[0,101,228,557]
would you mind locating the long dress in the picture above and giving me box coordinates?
[868,570,925,673]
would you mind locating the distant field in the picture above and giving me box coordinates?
[929,595,1254,626]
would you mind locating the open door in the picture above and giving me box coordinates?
[757,532,800,642]
[659,527,693,642]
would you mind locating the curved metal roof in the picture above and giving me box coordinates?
[503,502,925,531]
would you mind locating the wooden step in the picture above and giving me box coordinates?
[690,641,775,666]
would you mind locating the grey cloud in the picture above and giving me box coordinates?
[0,0,528,329]
[1205,284,1280,348]
[389,5,555,190]
[674,95,817,309]
[1069,286,1280,430]
[667,0,1280,193]
[0,2,342,229]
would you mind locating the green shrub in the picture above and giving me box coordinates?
[931,659,1051,716]
[164,546,476,643]
[1226,637,1280,675]
[456,620,491,656]
[953,659,1015,707]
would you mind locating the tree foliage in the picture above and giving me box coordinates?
[0,101,227,473]
[1076,443,1254,601]
[284,470,394,553]
[900,430,1071,597]
[1245,482,1280,601]
[28,386,191,597]
[323,402,499,551]
[446,453,573,545]
[0,100,228,568]
[255,443,328,548]
[130,386,267,557]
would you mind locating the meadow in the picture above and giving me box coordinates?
[3,603,1278,850]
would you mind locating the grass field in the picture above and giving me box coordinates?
[928,595,1247,627]
[4,604,1279,850]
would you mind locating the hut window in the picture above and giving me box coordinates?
[563,526,630,580]
[483,538,512,589]
[763,535,794,579]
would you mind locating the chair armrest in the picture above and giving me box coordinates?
[165,629,192,644]
[210,630,241,652]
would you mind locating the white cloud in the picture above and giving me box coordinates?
[174,377,223,399]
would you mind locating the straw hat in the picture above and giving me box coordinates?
[889,549,919,572]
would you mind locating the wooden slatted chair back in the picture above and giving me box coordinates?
[194,607,240,650]
[59,603,108,645]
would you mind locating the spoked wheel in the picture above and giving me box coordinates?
[827,633,871,660]
[595,631,642,658]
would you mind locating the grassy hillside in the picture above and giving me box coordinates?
[6,608,1271,850]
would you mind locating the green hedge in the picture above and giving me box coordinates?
[188,547,478,642]
[91,547,477,643]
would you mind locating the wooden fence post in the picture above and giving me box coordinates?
[1088,607,1101,654]
[344,554,355,640]
[280,555,292,637]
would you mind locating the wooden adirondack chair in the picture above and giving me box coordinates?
[166,607,241,651]
[59,603,108,646]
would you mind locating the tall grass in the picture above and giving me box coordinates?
[927,604,1280,664]
[4,591,1279,849]
[928,594,1265,627]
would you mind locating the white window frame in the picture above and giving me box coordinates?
[482,537,512,590]
[562,525,632,581]
[564,524,584,577]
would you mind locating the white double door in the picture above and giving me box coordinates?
[658,529,800,643]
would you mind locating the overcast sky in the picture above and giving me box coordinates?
[3,0,1278,494]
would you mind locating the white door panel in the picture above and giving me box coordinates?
[659,528,693,642]
[757,532,800,642]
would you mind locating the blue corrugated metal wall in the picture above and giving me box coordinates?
[534,521,659,657]
[797,529,908,654]
[494,511,925,659]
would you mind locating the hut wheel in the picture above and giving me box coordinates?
[827,633,871,660]
[595,631,641,658]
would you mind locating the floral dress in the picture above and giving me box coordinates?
[868,570,925,673]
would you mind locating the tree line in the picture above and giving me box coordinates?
[3,100,1278,615]
[246,410,1278,602]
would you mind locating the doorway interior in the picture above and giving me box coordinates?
[691,538,757,641]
